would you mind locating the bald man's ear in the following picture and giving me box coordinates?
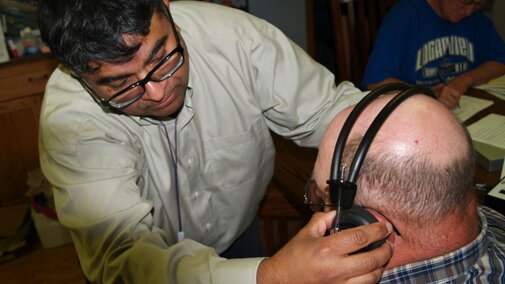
[336,206,388,254]
[164,0,170,7]
[367,208,400,237]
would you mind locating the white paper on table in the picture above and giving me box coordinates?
[488,176,505,200]
[467,114,505,149]
[452,95,494,122]
[475,75,505,101]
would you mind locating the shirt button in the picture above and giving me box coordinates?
[187,157,194,165]
[192,191,200,200]
[205,222,212,230]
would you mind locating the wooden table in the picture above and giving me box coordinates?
[270,88,504,214]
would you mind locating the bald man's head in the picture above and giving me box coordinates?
[314,94,475,235]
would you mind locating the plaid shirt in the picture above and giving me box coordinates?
[380,206,505,283]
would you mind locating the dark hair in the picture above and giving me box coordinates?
[38,0,166,74]
[344,125,476,228]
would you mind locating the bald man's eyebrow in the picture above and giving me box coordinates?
[96,35,169,85]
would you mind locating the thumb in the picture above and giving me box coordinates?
[307,211,337,237]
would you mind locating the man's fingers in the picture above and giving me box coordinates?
[437,86,461,109]
[438,95,455,109]
[342,241,393,272]
[326,222,393,254]
[305,211,337,237]
[345,268,385,284]
[323,241,392,281]
[431,84,444,96]
[276,217,394,283]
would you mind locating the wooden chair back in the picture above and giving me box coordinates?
[329,0,397,85]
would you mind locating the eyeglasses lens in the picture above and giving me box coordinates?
[109,86,145,109]
[152,52,184,81]
[304,179,332,212]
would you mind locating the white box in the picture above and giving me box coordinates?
[0,21,10,63]
[31,208,73,249]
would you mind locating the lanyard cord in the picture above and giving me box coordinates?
[161,118,184,241]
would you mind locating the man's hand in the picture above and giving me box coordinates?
[433,74,473,109]
[257,211,394,284]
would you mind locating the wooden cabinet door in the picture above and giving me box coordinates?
[0,56,58,204]
[0,94,43,203]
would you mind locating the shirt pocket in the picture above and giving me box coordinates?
[203,118,275,192]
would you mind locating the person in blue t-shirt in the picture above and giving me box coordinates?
[361,0,505,109]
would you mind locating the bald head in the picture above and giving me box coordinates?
[314,93,475,231]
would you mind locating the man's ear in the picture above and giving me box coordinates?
[367,208,399,243]
[163,0,170,7]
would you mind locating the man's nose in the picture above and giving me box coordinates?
[142,81,165,101]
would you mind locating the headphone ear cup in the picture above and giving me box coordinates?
[339,206,378,229]
[333,206,386,253]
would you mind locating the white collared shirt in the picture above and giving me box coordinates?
[39,1,363,283]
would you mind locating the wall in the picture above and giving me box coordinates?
[492,0,505,41]
[248,0,308,51]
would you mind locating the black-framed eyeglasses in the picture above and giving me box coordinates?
[79,5,184,110]
[304,178,334,212]
[457,0,487,10]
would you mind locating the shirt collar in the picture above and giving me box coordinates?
[380,207,488,283]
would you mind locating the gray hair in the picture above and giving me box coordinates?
[343,126,475,229]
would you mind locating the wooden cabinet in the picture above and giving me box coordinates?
[0,55,59,204]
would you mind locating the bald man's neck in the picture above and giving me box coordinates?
[386,197,479,269]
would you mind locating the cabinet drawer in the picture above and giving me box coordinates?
[0,56,59,103]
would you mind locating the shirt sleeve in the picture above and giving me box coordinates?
[250,22,364,148]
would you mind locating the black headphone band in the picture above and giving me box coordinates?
[328,84,436,210]
[347,85,437,182]
[329,83,410,184]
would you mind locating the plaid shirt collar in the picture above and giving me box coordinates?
[380,207,494,283]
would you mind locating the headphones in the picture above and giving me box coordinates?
[327,83,436,253]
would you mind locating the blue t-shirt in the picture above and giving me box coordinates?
[361,0,505,89]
